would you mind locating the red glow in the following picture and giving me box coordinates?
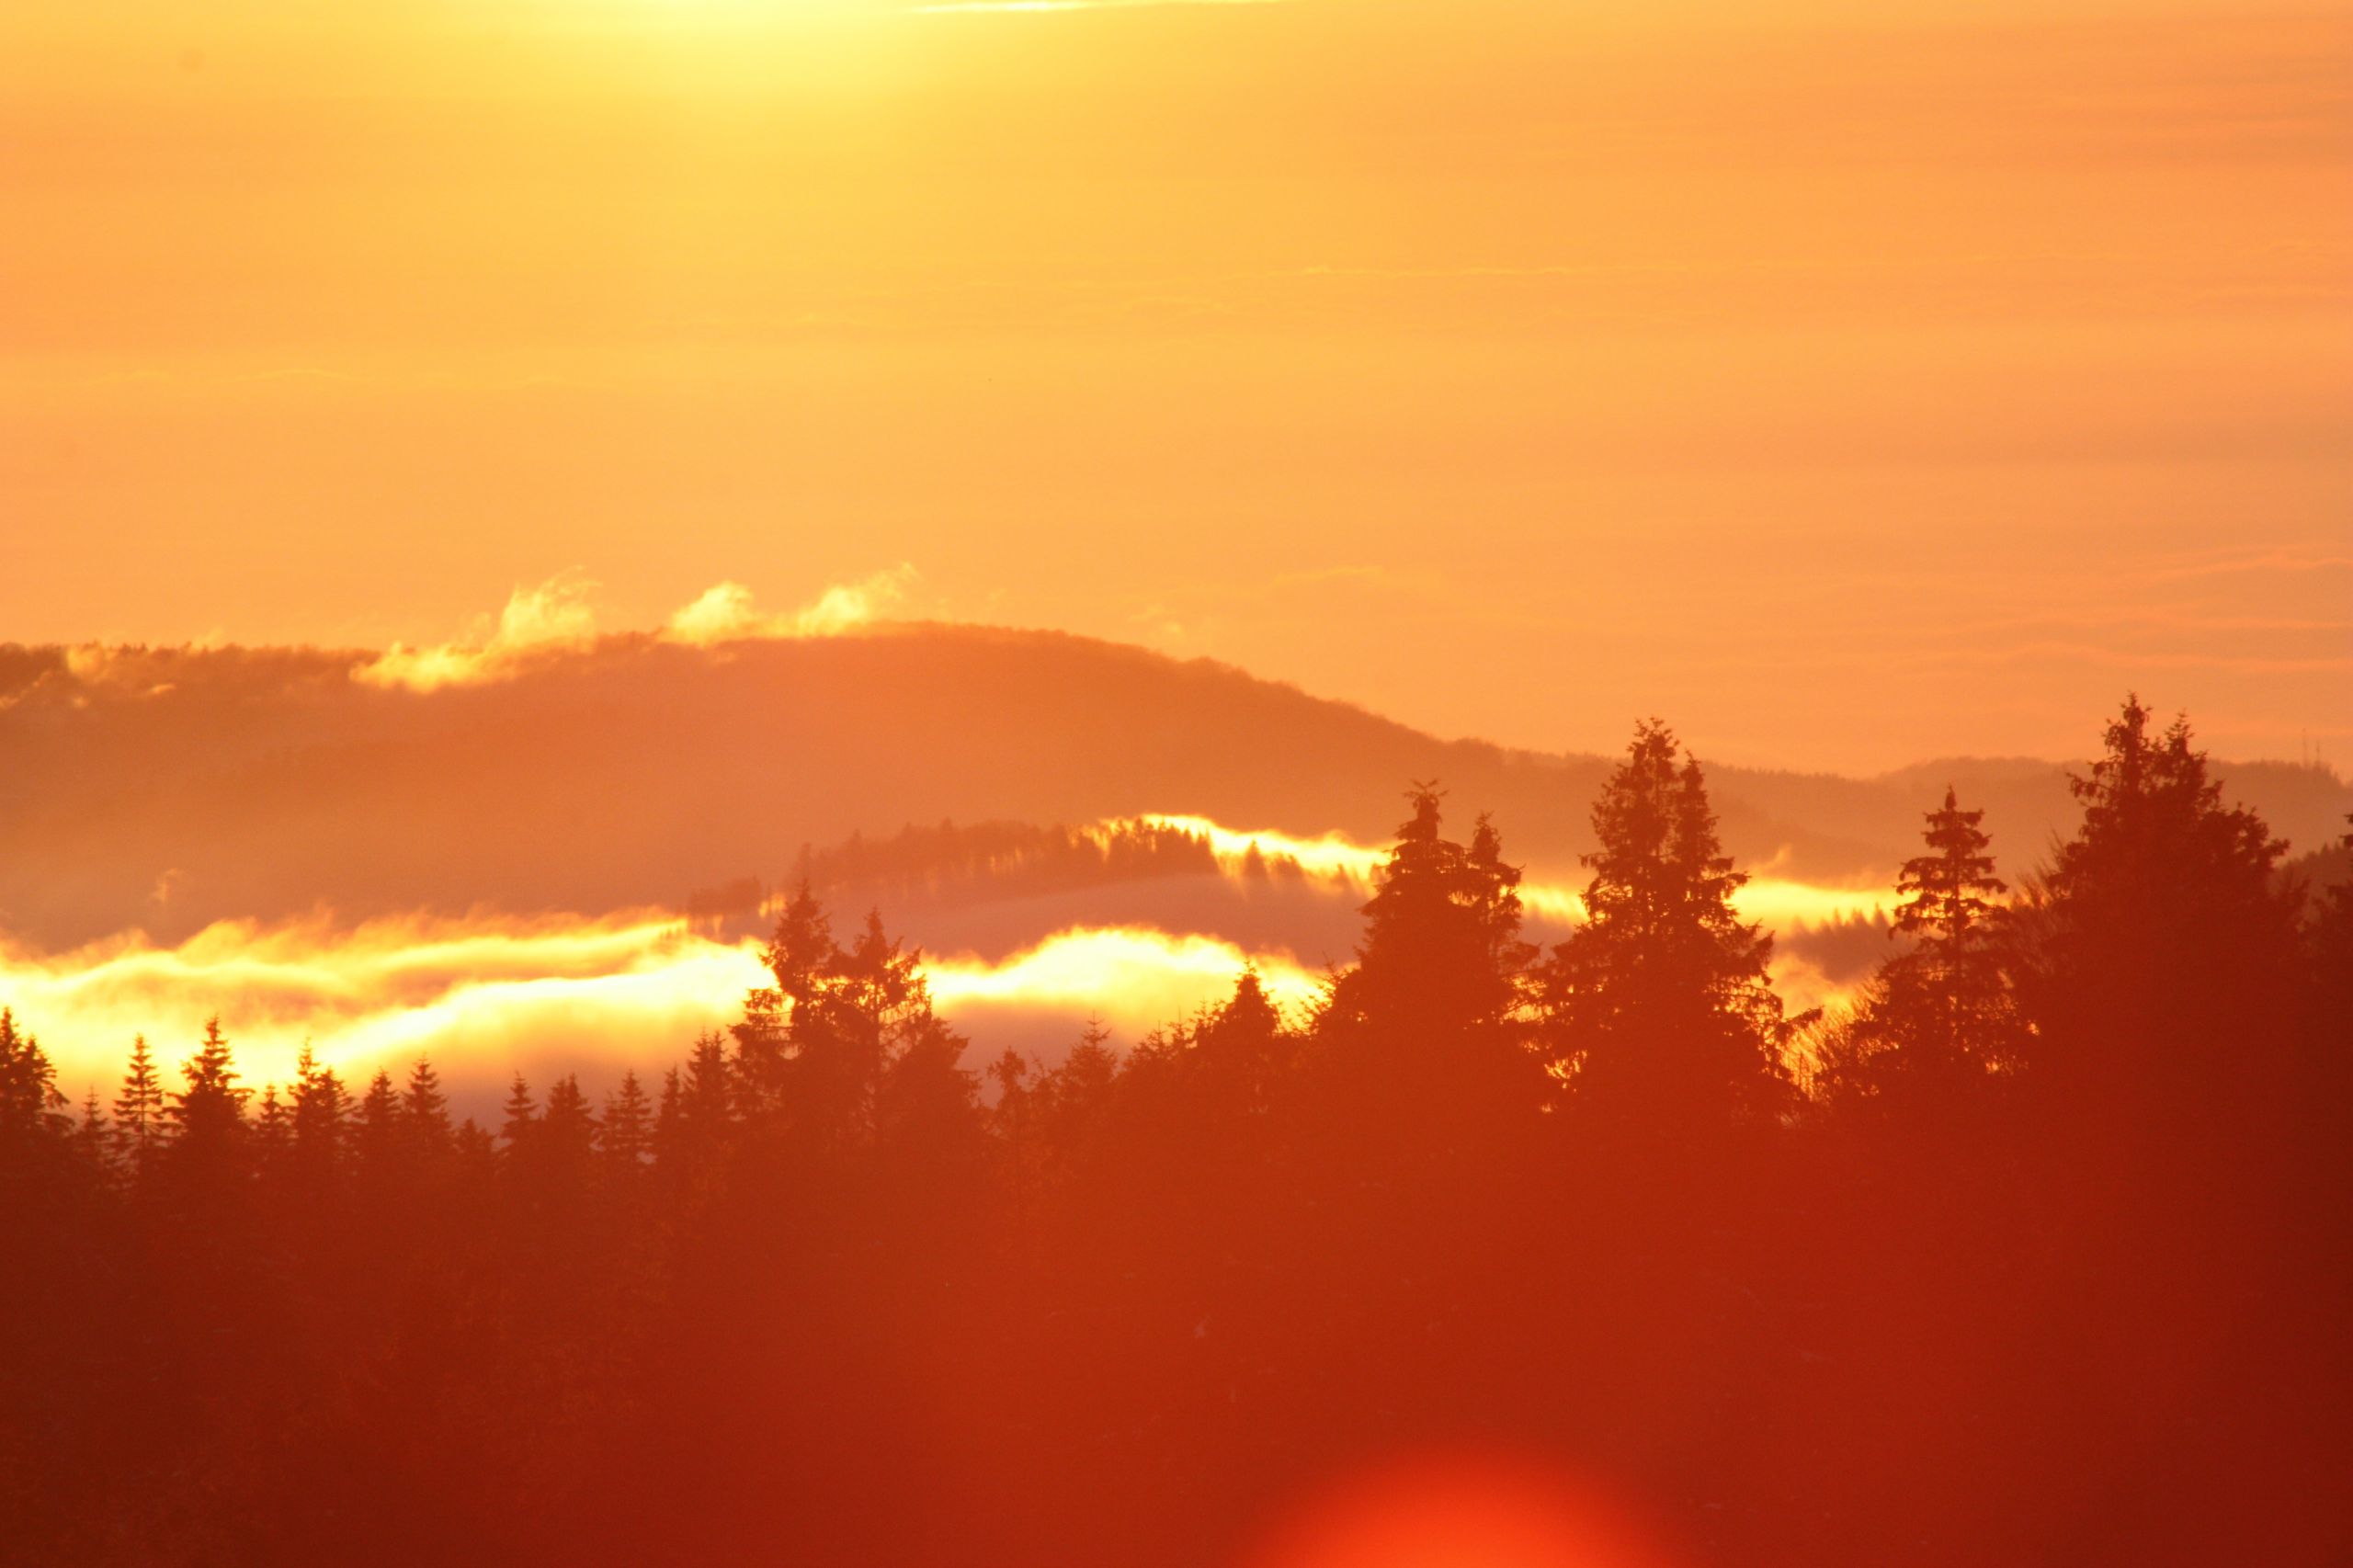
[1245,1453,1679,1568]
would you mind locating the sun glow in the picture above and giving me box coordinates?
[0,913,1317,1099]
[0,809,1896,1101]
[1127,812,1891,932]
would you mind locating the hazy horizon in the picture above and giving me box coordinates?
[6,0,2347,773]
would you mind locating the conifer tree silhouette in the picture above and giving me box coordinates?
[111,1033,168,1179]
[1540,723,1793,1124]
[2028,697,2300,1117]
[1818,788,2023,1108]
[165,1017,250,1160]
[0,1008,65,1153]
[499,1074,540,1160]
[403,1057,454,1160]
[354,1069,403,1173]
[604,1070,654,1171]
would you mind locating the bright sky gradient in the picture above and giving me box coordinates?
[4,0,2347,770]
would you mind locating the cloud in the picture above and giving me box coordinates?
[356,571,602,693]
[2,909,1315,1103]
[1,810,1904,1103]
[2149,550,2353,583]
[1126,812,1892,932]
[357,567,922,691]
[661,565,919,648]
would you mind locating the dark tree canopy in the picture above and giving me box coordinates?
[0,696,2345,1568]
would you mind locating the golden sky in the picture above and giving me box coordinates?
[5,0,2347,770]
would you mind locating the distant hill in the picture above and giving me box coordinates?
[2,624,2344,947]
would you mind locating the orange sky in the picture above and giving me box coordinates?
[4,0,2347,771]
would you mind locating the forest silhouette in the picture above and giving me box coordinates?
[2,698,2347,1566]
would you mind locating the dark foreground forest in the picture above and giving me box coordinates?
[3,699,2347,1567]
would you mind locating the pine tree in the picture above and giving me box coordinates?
[290,1044,352,1176]
[111,1035,168,1180]
[354,1069,403,1175]
[2029,697,2299,1108]
[682,1030,734,1141]
[734,881,833,1121]
[0,1009,67,1152]
[540,1074,600,1174]
[1195,968,1290,1118]
[1886,790,2018,1066]
[1324,786,1537,1060]
[1813,790,2021,1111]
[603,1071,654,1172]
[403,1058,454,1161]
[253,1084,293,1168]
[498,1074,540,1162]
[1540,722,1793,1123]
[1040,1017,1120,1159]
[653,1065,687,1166]
[72,1090,110,1178]
[166,1017,251,1154]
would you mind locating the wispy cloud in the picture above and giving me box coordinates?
[355,568,923,692]
[662,566,919,648]
[2150,549,2353,583]
[356,571,603,693]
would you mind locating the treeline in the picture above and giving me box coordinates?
[686,817,1311,935]
[1,699,2347,1567]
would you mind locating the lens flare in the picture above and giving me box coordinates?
[1243,1451,1680,1568]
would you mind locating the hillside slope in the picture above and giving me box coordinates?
[2,626,2342,946]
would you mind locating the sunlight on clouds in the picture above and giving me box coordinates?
[1,912,1315,1098]
[661,564,918,647]
[1131,812,1891,931]
[358,567,920,690]
[0,811,1893,1099]
[928,925,1321,1017]
[1132,814,1391,883]
[356,572,602,693]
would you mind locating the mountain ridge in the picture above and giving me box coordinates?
[3,622,2343,948]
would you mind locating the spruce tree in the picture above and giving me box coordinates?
[166,1017,251,1153]
[253,1085,293,1169]
[1814,790,2021,1110]
[403,1058,454,1160]
[2029,697,2299,1108]
[653,1066,687,1166]
[111,1035,167,1181]
[1541,722,1792,1123]
[603,1071,654,1172]
[498,1074,540,1162]
[72,1090,110,1179]
[353,1069,402,1171]
[540,1074,601,1175]
[0,1009,66,1152]
[1886,789,2018,1068]
[290,1044,352,1176]
[1331,787,1531,1038]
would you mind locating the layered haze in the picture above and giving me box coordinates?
[4,597,2345,1102]
[4,0,2347,768]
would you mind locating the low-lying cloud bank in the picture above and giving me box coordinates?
[2,806,1891,1110]
[0,912,1324,1106]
